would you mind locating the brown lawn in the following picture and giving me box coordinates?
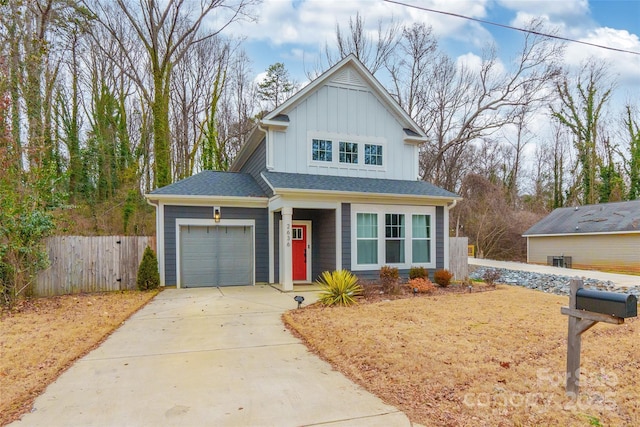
[284,286,640,427]
[0,291,158,426]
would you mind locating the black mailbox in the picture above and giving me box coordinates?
[576,288,638,318]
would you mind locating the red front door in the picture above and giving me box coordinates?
[292,225,307,281]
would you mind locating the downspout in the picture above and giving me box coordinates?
[145,197,164,286]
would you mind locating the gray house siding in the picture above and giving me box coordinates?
[436,206,444,269]
[341,203,351,272]
[238,139,272,196]
[164,205,268,285]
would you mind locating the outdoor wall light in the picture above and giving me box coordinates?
[214,207,221,223]
[294,295,305,308]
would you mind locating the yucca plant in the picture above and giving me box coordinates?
[316,270,363,306]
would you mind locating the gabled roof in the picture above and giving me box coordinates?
[231,54,427,171]
[523,200,640,236]
[263,54,426,137]
[148,171,267,198]
[262,172,459,200]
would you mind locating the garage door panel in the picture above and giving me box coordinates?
[180,225,253,287]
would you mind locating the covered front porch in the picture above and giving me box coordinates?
[268,197,343,291]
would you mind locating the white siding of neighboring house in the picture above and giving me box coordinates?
[528,233,640,272]
[269,66,419,181]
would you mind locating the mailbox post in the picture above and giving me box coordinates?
[561,278,637,397]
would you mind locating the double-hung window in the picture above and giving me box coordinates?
[356,213,378,264]
[364,144,383,166]
[412,214,431,263]
[385,214,405,264]
[339,142,358,164]
[312,139,333,162]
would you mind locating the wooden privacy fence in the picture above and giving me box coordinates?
[449,237,469,280]
[35,236,156,297]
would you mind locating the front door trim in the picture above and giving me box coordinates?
[293,220,312,283]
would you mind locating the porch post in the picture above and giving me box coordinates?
[268,209,274,284]
[281,207,293,291]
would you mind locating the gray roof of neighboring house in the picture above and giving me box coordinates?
[262,172,459,199]
[523,200,640,236]
[149,171,267,198]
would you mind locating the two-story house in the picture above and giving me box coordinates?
[146,54,460,290]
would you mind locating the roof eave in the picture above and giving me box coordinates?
[272,187,461,203]
[144,194,268,207]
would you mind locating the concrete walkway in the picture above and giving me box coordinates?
[12,285,415,427]
[469,258,640,288]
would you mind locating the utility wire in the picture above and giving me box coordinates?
[384,0,640,56]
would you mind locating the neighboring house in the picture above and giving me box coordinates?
[523,200,640,273]
[145,54,460,290]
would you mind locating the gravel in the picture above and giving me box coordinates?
[469,266,640,297]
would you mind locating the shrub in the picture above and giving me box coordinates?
[408,266,428,280]
[433,269,453,287]
[316,270,363,306]
[407,277,436,294]
[379,265,401,294]
[482,269,501,285]
[137,246,160,291]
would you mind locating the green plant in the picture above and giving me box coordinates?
[407,277,436,294]
[434,269,453,287]
[379,265,401,294]
[316,270,363,306]
[136,246,160,291]
[408,266,428,280]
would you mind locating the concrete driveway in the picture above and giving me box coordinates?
[12,285,415,427]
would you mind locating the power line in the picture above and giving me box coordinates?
[384,0,640,56]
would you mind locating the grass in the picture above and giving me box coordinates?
[283,285,640,426]
[0,290,158,426]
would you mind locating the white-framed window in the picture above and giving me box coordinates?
[339,141,358,164]
[411,214,431,263]
[351,204,436,270]
[308,132,385,170]
[364,144,383,166]
[356,213,378,265]
[312,139,332,162]
[385,214,405,263]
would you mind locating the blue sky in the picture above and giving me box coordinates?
[216,0,640,100]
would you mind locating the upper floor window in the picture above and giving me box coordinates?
[312,139,333,162]
[339,142,358,164]
[364,144,383,166]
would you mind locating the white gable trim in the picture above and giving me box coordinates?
[264,54,426,138]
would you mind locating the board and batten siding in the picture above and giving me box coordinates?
[270,82,419,180]
[163,205,269,285]
[528,233,640,272]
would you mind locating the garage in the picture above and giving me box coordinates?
[179,225,254,287]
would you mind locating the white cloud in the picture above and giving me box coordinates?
[498,0,589,18]
[456,52,506,76]
[218,0,494,48]
[564,27,640,86]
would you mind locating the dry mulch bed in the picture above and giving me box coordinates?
[0,291,158,426]
[284,284,640,426]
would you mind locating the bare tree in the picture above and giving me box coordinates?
[88,0,258,188]
[319,12,399,76]
[420,19,564,192]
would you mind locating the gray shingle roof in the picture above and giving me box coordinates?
[523,200,640,236]
[149,171,267,197]
[262,172,459,199]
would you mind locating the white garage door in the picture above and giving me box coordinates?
[180,225,253,287]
